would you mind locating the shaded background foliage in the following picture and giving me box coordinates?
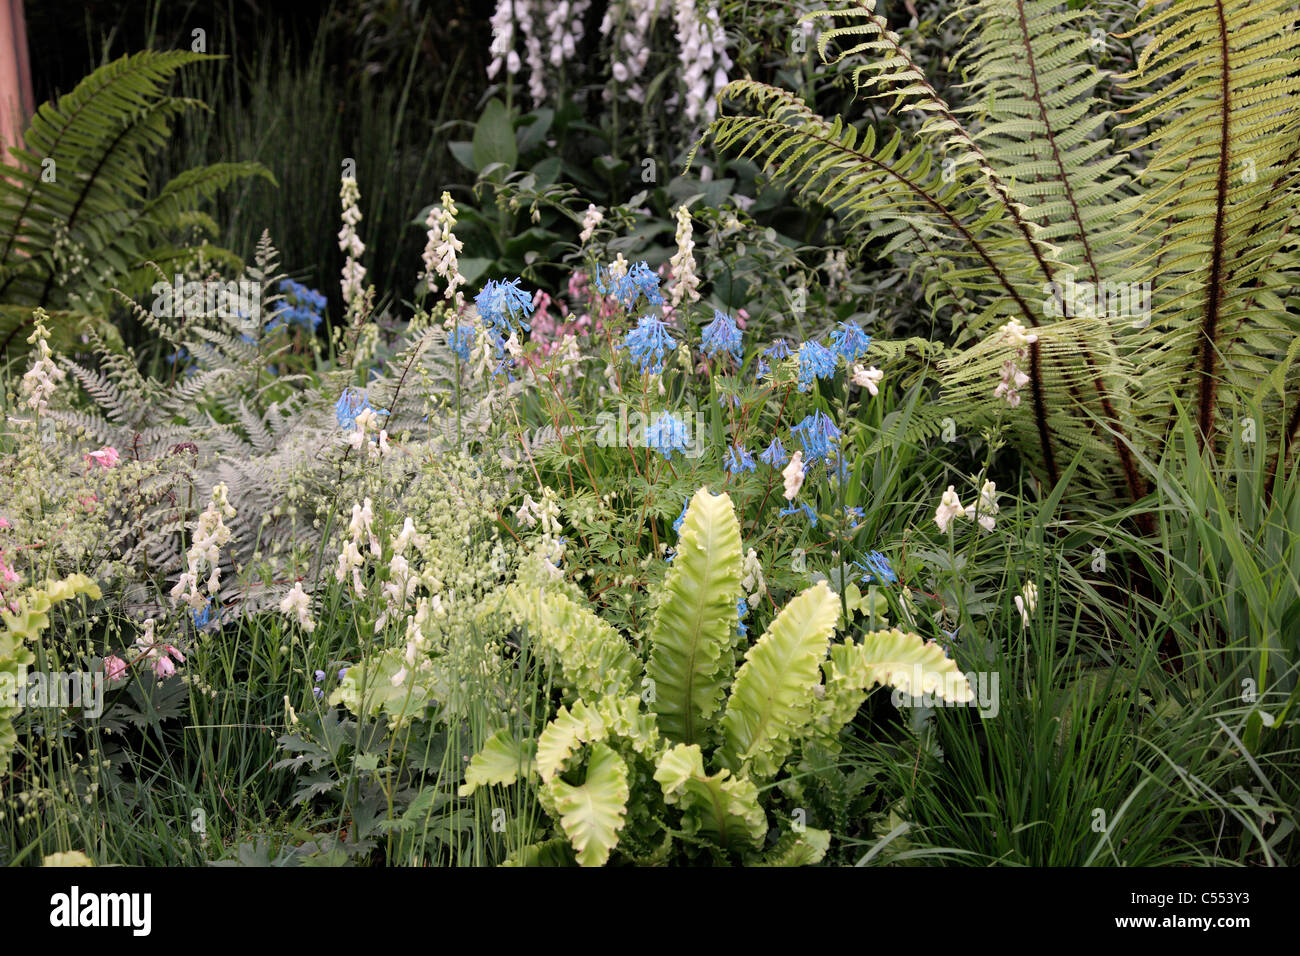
[26,0,493,332]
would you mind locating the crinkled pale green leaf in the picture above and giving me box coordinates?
[756,827,832,866]
[719,581,841,777]
[458,729,536,797]
[544,742,630,867]
[816,628,973,736]
[536,695,660,783]
[654,743,767,851]
[645,487,742,745]
[536,700,606,783]
[504,585,638,700]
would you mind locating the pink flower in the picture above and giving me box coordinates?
[85,446,120,469]
[0,516,9,528]
[104,655,128,681]
[151,656,176,679]
[165,645,185,664]
[0,555,18,591]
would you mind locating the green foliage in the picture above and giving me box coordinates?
[0,573,102,770]
[705,0,1300,515]
[0,51,272,358]
[644,487,743,745]
[463,488,971,865]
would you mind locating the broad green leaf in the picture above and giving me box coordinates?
[472,99,518,173]
[719,581,841,777]
[458,729,536,796]
[654,743,767,851]
[545,742,630,867]
[816,628,974,736]
[645,487,743,744]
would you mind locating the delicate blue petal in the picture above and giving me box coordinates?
[829,321,871,362]
[759,437,788,466]
[797,340,838,391]
[621,315,677,375]
[700,310,743,362]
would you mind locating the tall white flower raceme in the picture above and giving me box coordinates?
[601,0,667,102]
[339,177,367,317]
[579,203,604,243]
[514,0,548,104]
[487,0,521,80]
[170,483,236,610]
[1014,581,1038,628]
[336,498,380,598]
[376,516,424,631]
[852,364,884,395]
[488,1,592,103]
[336,540,365,598]
[422,191,466,309]
[933,485,965,533]
[668,205,700,310]
[545,0,591,70]
[994,319,1038,408]
[21,315,65,413]
[965,480,999,532]
[782,451,805,500]
[347,406,390,460]
[348,498,382,557]
[673,0,732,125]
[279,581,316,634]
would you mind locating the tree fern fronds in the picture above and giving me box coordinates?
[711,78,1065,480]
[1117,0,1300,450]
[0,51,269,357]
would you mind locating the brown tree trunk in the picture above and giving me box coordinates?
[0,0,34,164]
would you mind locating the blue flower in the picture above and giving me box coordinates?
[780,502,819,526]
[628,261,664,307]
[829,321,871,362]
[338,668,349,681]
[448,324,476,361]
[314,670,326,683]
[596,260,662,311]
[759,437,789,467]
[272,279,326,332]
[475,278,534,347]
[797,340,838,391]
[646,411,692,459]
[673,498,690,535]
[334,387,387,430]
[790,410,841,463]
[191,602,213,629]
[755,356,771,380]
[312,686,324,701]
[826,450,851,485]
[621,315,677,375]
[856,550,897,585]
[725,444,756,474]
[844,506,865,530]
[764,339,793,361]
[737,597,749,638]
[700,310,743,362]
